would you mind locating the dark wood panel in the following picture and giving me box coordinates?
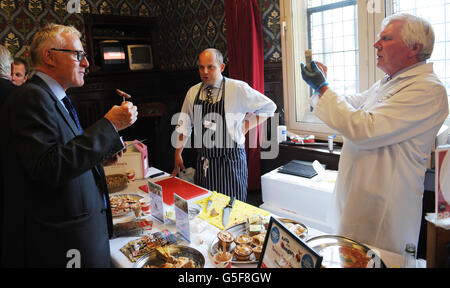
[261,143,341,176]
[264,62,284,118]
[66,62,284,172]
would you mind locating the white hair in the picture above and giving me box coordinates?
[381,13,435,62]
[0,44,13,77]
[30,23,82,67]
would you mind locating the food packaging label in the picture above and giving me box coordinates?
[104,140,149,179]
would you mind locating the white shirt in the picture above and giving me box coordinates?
[35,71,68,113]
[313,62,449,254]
[176,76,277,145]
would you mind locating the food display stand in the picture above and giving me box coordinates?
[108,167,406,268]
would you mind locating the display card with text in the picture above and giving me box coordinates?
[436,145,450,220]
[258,217,322,268]
[147,180,164,223]
[174,193,191,243]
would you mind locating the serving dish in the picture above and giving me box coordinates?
[110,193,143,217]
[209,222,255,264]
[133,245,205,268]
[209,218,308,265]
[209,218,308,264]
[306,235,386,268]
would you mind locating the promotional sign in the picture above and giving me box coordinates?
[436,145,450,220]
[174,193,191,243]
[257,217,322,268]
[147,180,164,223]
[104,139,149,179]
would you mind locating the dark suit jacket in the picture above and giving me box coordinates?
[0,78,16,264]
[0,75,124,267]
[0,77,16,107]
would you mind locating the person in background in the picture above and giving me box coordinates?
[11,57,28,86]
[0,24,138,267]
[300,13,449,255]
[0,44,16,264]
[172,48,276,202]
[0,45,15,106]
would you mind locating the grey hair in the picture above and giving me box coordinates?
[381,13,435,61]
[200,48,224,65]
[30,23,82,67]
[0,44,13,78]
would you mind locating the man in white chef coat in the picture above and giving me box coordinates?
[300,13,449,254]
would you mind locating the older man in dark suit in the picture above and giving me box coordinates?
[0,24,138,267]
[0,45,15,107]
[0,44,16,264]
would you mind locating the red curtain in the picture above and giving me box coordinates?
[224,0,265,191]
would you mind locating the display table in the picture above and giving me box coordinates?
[109,167,407,268]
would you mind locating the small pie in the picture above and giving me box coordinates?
[234,234,252,246]
[252,246,262,260]
[217,231,234,248]
[234,244,252,261]
[252,233,266,246]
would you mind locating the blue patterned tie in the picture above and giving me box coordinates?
[62,96,83,133]
[63,96,107,208]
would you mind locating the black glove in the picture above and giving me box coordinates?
[301,61,328,93]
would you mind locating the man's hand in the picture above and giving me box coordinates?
[242,113,267,135]
[104,101,138,131]
[171,152,185,177]
[102,150,123,166]
[300,61,328,93]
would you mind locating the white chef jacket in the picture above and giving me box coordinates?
[176,76,276,146]
[312,62,449,254]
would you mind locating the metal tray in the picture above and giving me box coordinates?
[209,222,257,264]
[133,245,205,268]
[110,193,143,217]
[306,235,387,268]
[209,218,307,264]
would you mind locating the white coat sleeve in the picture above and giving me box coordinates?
[314,83,449,150]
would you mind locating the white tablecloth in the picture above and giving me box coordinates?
[109,167,409,268]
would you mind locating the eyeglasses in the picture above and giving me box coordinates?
[50,48,88,62]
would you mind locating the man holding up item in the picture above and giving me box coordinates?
[300,14,449,254]
[0,24,138,267]
[172,48,276,202]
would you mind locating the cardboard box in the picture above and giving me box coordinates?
[261,167,337,233]
[104,140,149,179]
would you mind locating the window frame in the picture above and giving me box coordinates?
[280,0,388,140]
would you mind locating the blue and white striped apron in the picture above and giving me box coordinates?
[193,78,248,201]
